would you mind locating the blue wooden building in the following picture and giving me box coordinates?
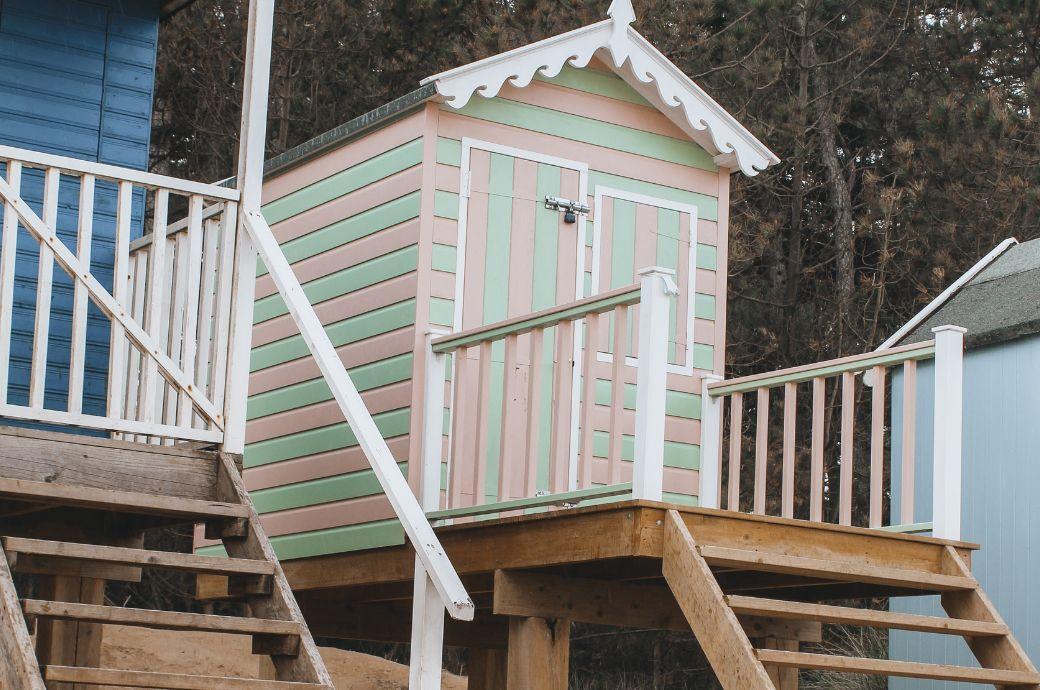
[888,237,1040,688]
[0,0,165,417]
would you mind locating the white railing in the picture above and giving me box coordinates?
[420,267,677,523]
[0,145,239,444]
[698,325,966,539]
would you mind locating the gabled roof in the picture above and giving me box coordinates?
[422,0,779,176]
[891,237,1040,350]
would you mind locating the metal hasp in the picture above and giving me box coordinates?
[544,195,590,223]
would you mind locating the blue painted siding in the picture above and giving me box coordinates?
[889,336,1040,688]
[0,0,159,418]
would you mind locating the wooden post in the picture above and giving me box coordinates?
[698,375,723,509]
[34,576,104,690]
[633,266,678,501]
[410,332,448,689]
[505,617,570,690]
[931,325,965,541]
[468,648,507,690]
[222,0,275,455]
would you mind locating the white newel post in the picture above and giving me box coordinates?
[410,332,448,689]
[633,266,678,501]
[698,375,724,509]
[931,325,966,541]
[222,0,274,454]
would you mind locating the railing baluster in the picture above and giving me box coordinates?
[0,161,21,405]
[607,305,627,485]
[177,195,205,426]
[165,227,189,426]
[754,386,769,514]
[523,329,545,498]
[839,370,856,526]
[208,202,237,413]
[471,340,492,507]
[869,364,886,527]
[123,252,148,433]
[193,214,220,419]
[549,321,574,494]
[579,313,599,489]
[29,167,60,409]
[900,359,917,525]
[498,333,520,501]
[157,231,177,434]
[68,174,94,415]
[781,381,796,519]
[810,376,825,522]
[106,180,133,420]
[140,189,168,431]
[447,351,470,511]
[727,391,743,511]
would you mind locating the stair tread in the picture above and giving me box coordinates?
[43,666,331,689]
[2,537,273,577]
[699,545,975,592]
[23,599,299,637]
[0,477,247,520]
[757,649,1040,684]
[728,595,1008,637]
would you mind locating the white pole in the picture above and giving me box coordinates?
[410,333,448,689]
[222,0,274,454]
[698,374,724,509]
[633,266,678,501]
[931,325,966,541]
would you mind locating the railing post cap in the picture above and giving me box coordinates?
[636,266,677,278]
[703,373,724,383]
[931,325,967,335]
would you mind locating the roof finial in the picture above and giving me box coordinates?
[607,0,636,26]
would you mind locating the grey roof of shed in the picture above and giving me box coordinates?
[900,238,1040,349]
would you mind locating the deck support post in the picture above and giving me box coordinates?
[633,266,678,501]
[33,575,104,690]
[505,617,570,690]
[222,0,275,455]
[931,325,966,541]
[468,648,507,690]
[698,374,724,508]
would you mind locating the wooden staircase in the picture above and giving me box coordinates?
[0,427,333,689]
[661,509,1040,689]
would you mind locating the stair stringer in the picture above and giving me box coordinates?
[215,452,334,687]
[661,509,775,689]
[0,542,44,690]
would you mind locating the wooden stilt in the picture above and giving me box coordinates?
[505,617,570,690]
[34,576,105,690]
[468,648,507,690]
[759,638,799,689]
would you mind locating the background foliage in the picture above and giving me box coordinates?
[150,1,1039,685]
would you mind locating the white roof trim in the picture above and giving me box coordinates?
[421,1,779,176]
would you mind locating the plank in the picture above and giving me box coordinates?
[661,510,775,689]
[699,545,974,592]
[756,650,1040,685]
[0,542,45,689]
[727,596,1007,637]
[42,666,329,689]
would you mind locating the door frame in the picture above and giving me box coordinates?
[590,186,700,376]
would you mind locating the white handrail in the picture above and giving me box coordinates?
[242,208,474,622]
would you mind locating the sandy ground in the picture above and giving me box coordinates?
[100,625,467,689]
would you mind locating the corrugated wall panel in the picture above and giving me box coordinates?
[889,336,1040,688]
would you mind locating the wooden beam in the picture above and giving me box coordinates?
[42,666,325,689]
[661,510,774,689]
[492,570,820,641]
[506,617,570,690]
[0,542,44,690]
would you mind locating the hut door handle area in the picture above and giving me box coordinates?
[544,195,589,224]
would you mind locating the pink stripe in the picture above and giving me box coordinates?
[435,163,461,193]
[697,220,718,246]
[249,327,415,396]
[695,268,716,295]
[247,380,412,443]
[430,271,455,299]
[433,217,457,245]
[589,461,696,496]
[244,436,411,491]
[259,493,398,538]
[507,158,537,317]
[462,149,490,328]
[694,318,715,346]
[268,166,421,246]
[256,218,418,300]
[438,112,719,198]
[263,113,424,203]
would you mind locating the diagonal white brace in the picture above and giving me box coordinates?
[0,176,224,430]
[242,208,475,621]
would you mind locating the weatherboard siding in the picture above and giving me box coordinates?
[0,0,158,421]
[238,114,429,560]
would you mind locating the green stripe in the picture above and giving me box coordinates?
[436,137,462,167]
[693,344,714,370]
[535,65,651,106]
[262,139,423,225]
[610,199,637,289]
[663,491,699,506]
[591,432,699,470]
[593,379,701,419]
[695,293,715,320]
[252,463,408,514]
[250,299,416,372]
[258,192,421,277]
[253,245,418,323]
[197,519,407,561]
[457,98,715,171]
[245,409,411,467]
[697,244,717,271]
[590,171,718,222]
[432,243,457,272]
[247,354,413,419]
[434,191,459,219]
[429,297,454,327]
